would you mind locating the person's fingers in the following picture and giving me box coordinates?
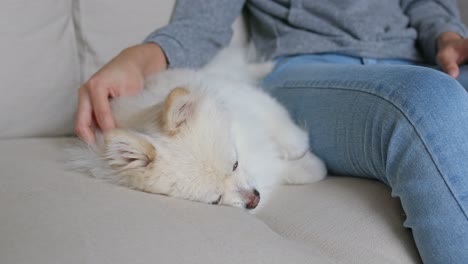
[75,86,96,143]
[88,83,116,132]
[445,63,459,79]
[437,47,460,78]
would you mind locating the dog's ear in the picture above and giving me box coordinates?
[161,87,195,135]
[103,129,156,171]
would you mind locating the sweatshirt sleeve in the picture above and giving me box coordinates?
[144,0,245,69]
[401,0,468,63]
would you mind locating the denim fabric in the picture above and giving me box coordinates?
[262,54,468,264]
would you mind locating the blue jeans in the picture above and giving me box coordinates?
[262,54,468,264]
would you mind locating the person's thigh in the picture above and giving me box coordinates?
[262,58,468,263]
[263,59,468,182]
[418,63,468,91]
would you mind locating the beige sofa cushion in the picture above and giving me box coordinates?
[0,0,79,138]
[256,181,420,263]
[76,0,175,82]
[0,0,178,139]
[0,138,420,264]
[0,138,331,264]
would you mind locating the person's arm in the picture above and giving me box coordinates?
[401,0,468,71]
[144,0,245,69]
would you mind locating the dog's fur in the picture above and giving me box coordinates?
[67,48,327,210]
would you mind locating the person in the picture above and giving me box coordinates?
[74,1,468,263]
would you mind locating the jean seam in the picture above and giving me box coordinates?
[273,81,468,220]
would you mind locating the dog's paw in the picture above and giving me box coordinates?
[277,144,308,160]
[274,128,309,160]
[284,152,327,185]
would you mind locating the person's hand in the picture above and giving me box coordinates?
[75,43,167,143]
[436,32,468,78]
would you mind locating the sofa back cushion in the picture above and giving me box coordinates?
[0,0,179,138]
[0,0,79,138]
[0,1,465,138]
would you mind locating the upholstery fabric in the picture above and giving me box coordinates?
[0,138,419,263]
[0,0,79,138]
[0,138,329,264]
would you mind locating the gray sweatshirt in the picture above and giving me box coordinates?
[144,0,468,68]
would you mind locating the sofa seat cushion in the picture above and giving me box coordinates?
[0,138,420,263]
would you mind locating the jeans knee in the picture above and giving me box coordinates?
[381,66,468,119]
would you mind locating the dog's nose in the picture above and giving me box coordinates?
[246,189,260,209]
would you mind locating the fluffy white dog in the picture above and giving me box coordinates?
[68,48,327,210]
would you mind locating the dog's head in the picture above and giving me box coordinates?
[102,87,260,209]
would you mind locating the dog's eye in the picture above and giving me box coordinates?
[232,161,239,171]
[211,195,222,205]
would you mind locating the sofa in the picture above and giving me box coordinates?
[1,1,467,263]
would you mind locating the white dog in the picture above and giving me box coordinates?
[68,48,327,210]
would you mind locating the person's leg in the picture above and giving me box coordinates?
[415,63,468,91]
[263,57,468,264]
